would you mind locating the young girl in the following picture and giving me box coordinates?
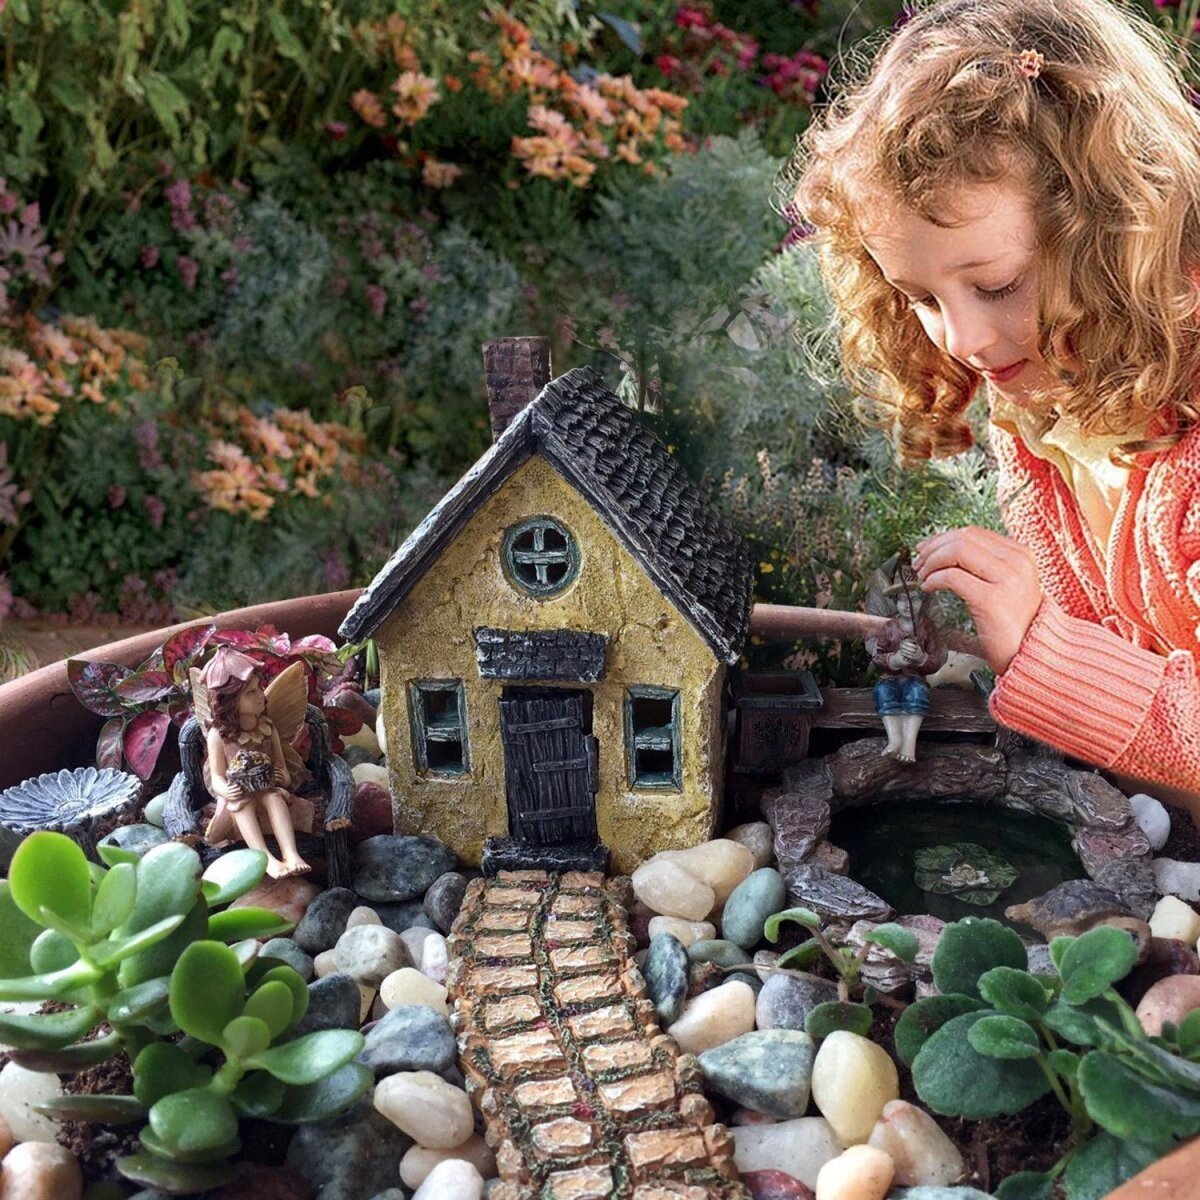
[789,0,1200,805]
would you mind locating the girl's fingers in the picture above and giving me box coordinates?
[918,565,989,604]
[917,538,1009,586]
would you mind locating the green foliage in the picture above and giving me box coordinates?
[910,917,1200,1198]
[805,1000,873,1039]
[0,832,368,1191]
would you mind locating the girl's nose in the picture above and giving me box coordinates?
[940,303,1000,367]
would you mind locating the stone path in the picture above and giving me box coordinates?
[447,869,749,1200]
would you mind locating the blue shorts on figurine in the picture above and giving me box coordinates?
[874,674,931,716]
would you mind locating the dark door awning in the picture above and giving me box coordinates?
[474,627,608,682]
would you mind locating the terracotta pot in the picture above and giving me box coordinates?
[1104,1136,1200,1199]
[0,589,362,792]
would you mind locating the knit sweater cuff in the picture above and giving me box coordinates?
[989,595,1167,767]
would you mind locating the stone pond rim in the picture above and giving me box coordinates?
[1,585,1199,1199]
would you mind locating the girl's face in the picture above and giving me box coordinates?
[236,675,266,721]
[861,178,1063,406]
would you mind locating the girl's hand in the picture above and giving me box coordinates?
[913,528,1043,673]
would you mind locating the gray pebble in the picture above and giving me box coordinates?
[375,900,439,935]
[259,937,314,981]
[353,835,458,903]
[294,887,360,954]
[643,934,689,1025]
[754,970,838,1031]
[688,939,752,968]
[721,867,786,950]
[292,973,362,1037]
[699,1028,816,1117]
[333,924,408,986]
[341,746,377,769]
[285,1097,411,1200]
[98,823,168,856]
[424,871,469,933]
[359,1004,457,1076]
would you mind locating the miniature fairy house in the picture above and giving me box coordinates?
[339,338,753,874]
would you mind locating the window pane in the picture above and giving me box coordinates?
[632,694,674,732]
[414,683,467,774]
[628,688,679,788]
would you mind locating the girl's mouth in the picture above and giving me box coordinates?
[982,359,1027,384]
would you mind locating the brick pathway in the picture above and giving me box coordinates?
[447,870,750,1200]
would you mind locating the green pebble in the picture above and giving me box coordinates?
[142,792,169,828]
[688,939,752,968]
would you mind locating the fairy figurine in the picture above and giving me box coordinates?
[865,552,948,763]
[191,647,313,878]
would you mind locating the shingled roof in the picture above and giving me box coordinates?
[339,366,754,664]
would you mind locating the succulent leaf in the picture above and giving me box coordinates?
[199,849,268,907]
[91,863,138,936]
[206,906,294,942]
[246,1028,364,1085]
[169,941,245,1044]
[271,1061,374,1124]
[9,831,93,934]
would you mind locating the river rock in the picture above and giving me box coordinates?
[762,792,831,873]
[353,835,457,903]
[232,876,321,926]
[98,823,168,856]
[400,925,439,961]
[313,949,339,978]
[353,781,393,841]
[811,1031,900,1145]
[1150,896,1200,947]
[360,1004,457,1076]
[740,1171,815,1200]
[784,865,892,923]
[727,822,776,870]
[412,1160,483,1200]
[731,1117,843,1187]
[293,973,361,1037]
[755,971,839,1031]
[1136,974,1200,1036]
[754,950,780,981]
[867,1099,964,1186]
[699,1030,816,1117]
[284,1098,411,1200]
[424,871,469,933]
[379,967,449,1014]
[1026,943,1055,975]
[647,916,717,948]
[142,792,169,827]
[723,868,787,950]
[345,906,381,930]
[0,1063,62,1142]
[400,1135,497,1189]
[260,938,313,981]
[1154,858,1200,902]
[660,839,755,904]
[815,1144,893,1200]
[351,762,388,789]
[668,980,756,1053]
[420,932,450,984]
[0,1141,82,1200]
[1129,793,1172,851]
[293,888,360,953]
[632,858,716,920]
[374,1071,474,1148]
[809,842,850,875]
[644,933,690,1024]
[689,939,752,968]
[333,924,409,987]
[375,899,439,935]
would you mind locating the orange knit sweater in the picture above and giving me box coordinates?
[988,419,1200,796]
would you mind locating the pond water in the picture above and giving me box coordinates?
[830,798,1086,927]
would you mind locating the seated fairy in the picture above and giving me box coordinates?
[865,556,948,763]
[191,647,314,878]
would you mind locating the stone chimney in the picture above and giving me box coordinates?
[483,336,551,441]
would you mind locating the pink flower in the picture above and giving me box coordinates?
[108,484,127,509]
[177,255,199,290]
[324,120,349,140]
[143,494,166,530]
[365,284,387,318]
[656,54,682,76]
[140,244,160,269]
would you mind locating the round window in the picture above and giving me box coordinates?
[503,517,580,597]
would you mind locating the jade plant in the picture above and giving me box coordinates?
[0,831,369,1194]
[762,906,919,1038]
[900,916,1200,1200]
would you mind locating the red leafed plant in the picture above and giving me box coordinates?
[68,624,364,780]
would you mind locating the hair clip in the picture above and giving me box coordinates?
[1017,49,1045,80]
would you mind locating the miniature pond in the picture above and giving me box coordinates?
[830,798,1087,926]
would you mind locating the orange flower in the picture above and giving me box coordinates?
[351,89,388,129]
[444,74,463,93]
[390,71,439,123]
[422,159,463,189]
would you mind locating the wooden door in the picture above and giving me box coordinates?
[500,691,598,845]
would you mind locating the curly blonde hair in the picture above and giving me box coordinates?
[787,0,1200,461]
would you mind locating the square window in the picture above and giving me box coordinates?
[411,682,468,776]
[627,687,679,789]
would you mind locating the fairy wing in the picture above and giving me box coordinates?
[190,666,214,731]
[265,661,309,744]
[864,555,899,620]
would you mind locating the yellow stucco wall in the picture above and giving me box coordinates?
[374,453,727,873]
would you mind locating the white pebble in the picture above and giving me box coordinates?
[660,839,755,904]
[351,762,389,789]
[375,1071,475,1148]
[400,925,438,961]
[380,967,450,1015]
[313,949,340,978]
[816,1144,894,1200]
[1130,793,1172,851]
[345,905,382,929]
[400,1134,497,1188]
[412,1158,484,1200]
[1149,895,1200,947]
[0,1063,63,1142]
[333,924,408,986]
[376,708,388,757]
[342,722,381,757]
[631,858,715,921]
[667,981,755,1054]
[647,916,717,949]
[732,1117,843,1187]
[420,933,450,984]
[867,1099,964,1186]
[811,1031,900,1145]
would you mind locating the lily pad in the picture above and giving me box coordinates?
[914,842,1019,906]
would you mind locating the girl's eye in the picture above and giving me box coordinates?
[905,278,1021,309]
